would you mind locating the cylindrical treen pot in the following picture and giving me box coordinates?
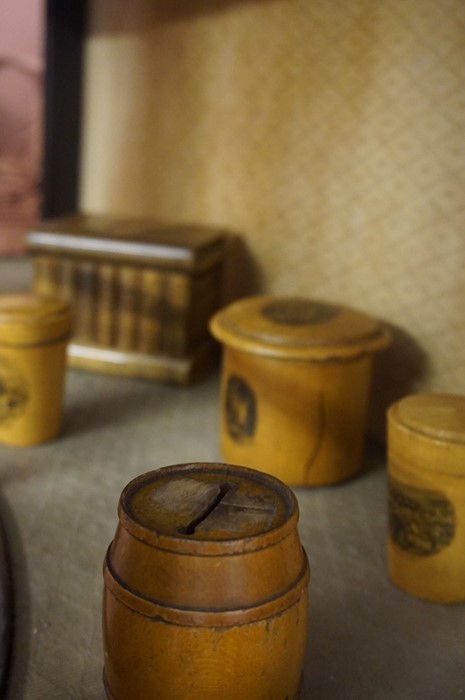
[103,462,310,700]
[209,296,390,486]
[0,293,72,446]
[387,393,465,603]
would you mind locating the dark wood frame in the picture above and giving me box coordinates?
[42,0,88,218]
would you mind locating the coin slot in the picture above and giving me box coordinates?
[178,482,231,535]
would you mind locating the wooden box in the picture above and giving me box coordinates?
[26,214,227,383]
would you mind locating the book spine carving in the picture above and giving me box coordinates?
[75,261,98,343]
[161,273,189,357]
[116,266,139,351]
[32,259,194,356]
[96,264,117,347]
[138,270,162,354]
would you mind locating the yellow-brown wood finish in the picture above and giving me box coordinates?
[27,214,226,383]
[0,294,72,446]
[387,393,465,603]
[210,296,391,486]
[217,346,373,486]
[102,463,309,699]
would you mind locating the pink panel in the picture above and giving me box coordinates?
[0,0,44,254]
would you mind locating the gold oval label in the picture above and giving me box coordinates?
[389,476,455,556]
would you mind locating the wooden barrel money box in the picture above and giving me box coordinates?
[209,296,390,486]
[387,393,465,603]
[103,462,310,700]
[0,293,72,446]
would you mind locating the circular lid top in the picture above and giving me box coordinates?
[210,295,390,360]
[390,393,465,444]
[120,463,297,547]
[0,294,72,346]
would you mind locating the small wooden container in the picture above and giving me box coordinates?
[387,393,465,603]
[210,296,390,486]
[26,214,227,383]
[103,462,309,700]
[0,294,72,446]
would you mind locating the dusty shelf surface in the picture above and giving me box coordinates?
[0,257,463,700]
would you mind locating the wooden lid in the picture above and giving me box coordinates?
[0,294,72,346]
[119,462,298,554]
[210,295,390,360]
[27,214,225,272]
[389,393,465,445]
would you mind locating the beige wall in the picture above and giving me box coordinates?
[80,0,465,435]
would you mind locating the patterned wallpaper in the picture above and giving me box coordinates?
[80,0,465,436]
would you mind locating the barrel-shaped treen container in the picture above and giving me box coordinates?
[209,296,391,486]
[0,293,72,446]
[102,463,310,700]
[387,393,465,603]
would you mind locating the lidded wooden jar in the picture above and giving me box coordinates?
[103,462,309,700]
[209,296,390,486]
[387,393,465,603]
[0,293,72,446]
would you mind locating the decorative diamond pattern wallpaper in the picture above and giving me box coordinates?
[80,0,465,436]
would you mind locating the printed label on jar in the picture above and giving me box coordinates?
[225,375,256,442]
[0,357,29,425]
[261,299,339,326]
[389,476,455,556]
